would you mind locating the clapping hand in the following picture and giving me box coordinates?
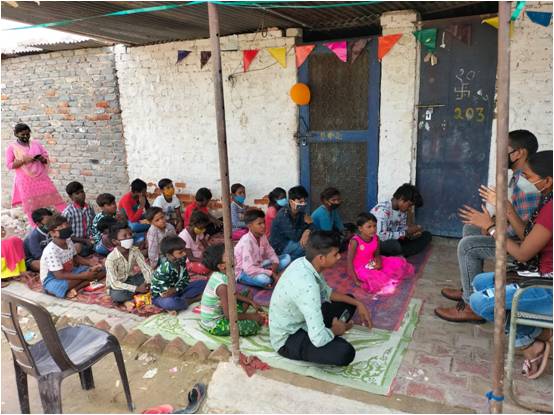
[458,204,494,230]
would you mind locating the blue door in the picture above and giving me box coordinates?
[415,17,497,237]
[298,39,381,222]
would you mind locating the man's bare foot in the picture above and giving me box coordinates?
[124,301,135,312]
[66,289,78,299]
[522,339,550,379]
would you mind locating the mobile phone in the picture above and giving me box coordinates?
[33,154,42,159]
[339,309,350,322]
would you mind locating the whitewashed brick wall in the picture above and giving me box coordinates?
[114,30,299,204]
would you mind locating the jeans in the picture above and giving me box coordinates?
[152,279,207,311]
[469,272,552,348]
[237,255,292,288]
[282,240,305,261]
[277,299,357,366]
[379,231,432,257]
[109,274,145,303]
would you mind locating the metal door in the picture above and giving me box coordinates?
[298,39,380,223]
[415,17,497,237]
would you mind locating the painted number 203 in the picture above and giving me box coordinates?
[454,107,485,122]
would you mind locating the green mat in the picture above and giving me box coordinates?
[137,298,422,396]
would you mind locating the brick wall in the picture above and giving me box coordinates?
[1,47,130,209]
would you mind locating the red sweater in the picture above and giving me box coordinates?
[118,192,144,222]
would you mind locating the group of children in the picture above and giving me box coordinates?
[13,175,430,341]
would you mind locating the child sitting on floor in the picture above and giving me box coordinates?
[146,207,176,268]
[152,178,184,232]
[234,209,291,289]
[231,183,248,241]
[179,210,211,275]
[40,215,104,299]
[200,243,264,336]
[95,216,118,257]
[2,227,27,280]
[183,188,222,235]
[92,193,118,255]
[105,222,152,309]
[151,236,208,312]
[23,208,53,272]
[347,212,414,294]
[118,178,150,241]
[265,187,287,238]
[62,181,95,257]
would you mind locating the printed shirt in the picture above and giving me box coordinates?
[62,202,95,239]
[234,231,279,278]
[269,257,333,351]
[146,223,176,268]
[39,239,77,282]
[311,205,344,232]
[105,246,153,292]
[183,202,209,226]
[231,201,246,230]
[370,200,407,241]
[24,227,50,260]
[91,212,114,245]
[152,195,182,223]
[118,192,144,223]
[200,271,228,329]
[151,258,190,297]
[178,228,207,258]
[269,207,311,254]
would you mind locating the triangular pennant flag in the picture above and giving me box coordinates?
[526,10,552,27]
[349,38,368,64]
[324,41,347,62]
[176,50,191,64]
[267,47,287,68]
[200,51,211,68]
[482,17,514,35]
[295,44,315,68]
[243,49,259,72]
[413,28,437,52]
[377,34,402,61]
[511,1,526,21]
[444,24,472,46]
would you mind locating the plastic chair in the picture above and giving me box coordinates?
[1,292,134,414]
[505,277,553,413]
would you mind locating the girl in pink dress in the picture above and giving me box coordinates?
[347,212,414,294]
[5,124,66,226]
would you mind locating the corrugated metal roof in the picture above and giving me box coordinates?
[1,1,498,46]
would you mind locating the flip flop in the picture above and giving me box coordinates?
[173,383,206,414]
[142,404,174,414]
[522,340,551,379]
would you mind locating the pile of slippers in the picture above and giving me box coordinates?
[142,383,206,414]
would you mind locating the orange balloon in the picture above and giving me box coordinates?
[290,83,311,105]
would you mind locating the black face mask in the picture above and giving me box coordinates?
[330,203,341,210]
[508,150,517,169]
[17,136,30,144]
[58,227,73,240]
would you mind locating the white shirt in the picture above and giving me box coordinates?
[39,239,77,282]
[178,228,207,258]
[152,195,182,221]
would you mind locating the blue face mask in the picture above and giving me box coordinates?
[276,198,288,207]
[234,195,246,204]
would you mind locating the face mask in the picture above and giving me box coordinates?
[234,195,246,204]
[177,257,187,267]
[58,227,73,240]
[330,203,341,210]
[531,178,547,193]
[39,225,49,233]
[294,202,307,213]
[120,238,134,249]
[163,188,175,198]
[193,227,205,235]
[16,134,30,143]
[276,198,288,207]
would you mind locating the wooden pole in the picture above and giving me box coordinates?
[207,1,240,364]
[491,2,511,413]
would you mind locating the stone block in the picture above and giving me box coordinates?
[139,334,168,355]
[406,381,445,403]
[163,337,189,359]
[209,345,231,362]
[95,319,111,332]
[184,341,210,362]
[110,324,128,342]
[122,329,149,350]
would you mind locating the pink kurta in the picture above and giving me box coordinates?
[352,234,414,295]
[5,140,66,225]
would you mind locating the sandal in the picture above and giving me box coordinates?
[142,404,174,414]
[173,383,206,414]
[522,340,551,379]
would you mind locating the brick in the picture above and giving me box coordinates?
[453,358,491,378]
[110,324,128,342]
[63,114,75,121]
[1,94,8,100]
[122,329,149,349]
[209,345,231,362]
[406,382,445,403]
[163,337,189,359]
[57,101,69,108]
[184,341,210,361]
[85,114,111,121]
[139,334,168,355]
[174,182,186,189]
[414,354,452,373]
[96,100,109,108]
[80,170,93,176]
[254,197,269,205]
[45,89,57,97]
[95,319,111,332]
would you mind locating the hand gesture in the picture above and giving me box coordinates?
[299,230,310,247]
[478,185,499,207]
[331,317,353,336]
[136,283,150,294]
[458,204,494,230]
[161,287,177,298]
[90,264,103,273]
[138,194,147,209]
[357,304,373,329]
[304,214,313,224]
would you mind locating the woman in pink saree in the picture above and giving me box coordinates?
[5,123,66,226]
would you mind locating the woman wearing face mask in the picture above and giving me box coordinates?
[311,187,345,232]
[266,187,287,238]
[5,123,66,226]
[458,150,553,380]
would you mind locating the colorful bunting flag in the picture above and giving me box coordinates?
[267,47,287,68]
[482,17,514,35]
[377,34,402,61]
[200,51,211,68]
[243,49,259,72]
[324,41,347,62]
[176,50,191,64]
[295,44,315,68]
[413,28,437,52]
[526,10,552,27]
[349,38,368,64]
[444,24,472,46]
[511,1,526,21]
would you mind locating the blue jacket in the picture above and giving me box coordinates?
[269,207,313,254]
[311,205,344,232]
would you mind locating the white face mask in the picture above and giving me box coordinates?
[120,238,134,249]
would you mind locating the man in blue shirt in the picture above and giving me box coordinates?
[269,185,314,260]
[311,187,344,232]
[23,208,53,271]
